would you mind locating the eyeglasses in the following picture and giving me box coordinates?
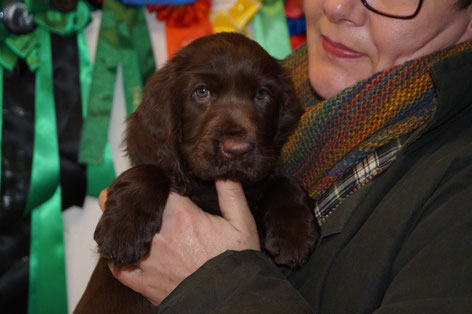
[361,0,423,19]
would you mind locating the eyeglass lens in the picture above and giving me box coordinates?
[365,0,421,18]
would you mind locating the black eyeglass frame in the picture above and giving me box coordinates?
[361,0,423,19]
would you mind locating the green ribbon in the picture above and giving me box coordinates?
[26,28,68,314]
[253,0,292,59]
[77,31,116,196]
[0,68,2,185]
[79,0,155,165]
[0,22,19,70]
[5,28,41,70]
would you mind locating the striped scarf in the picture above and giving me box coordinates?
[281,40,472,200]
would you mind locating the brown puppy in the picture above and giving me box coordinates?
[75,32,319,313]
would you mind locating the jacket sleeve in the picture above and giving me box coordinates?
[157,250,313,314]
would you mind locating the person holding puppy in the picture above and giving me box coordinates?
[100,0,472,312]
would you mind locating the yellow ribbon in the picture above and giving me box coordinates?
[211,0,261,33]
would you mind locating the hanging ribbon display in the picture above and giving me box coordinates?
[211,0,261,34]
[79,0,155,166]
[252,0,291,59]
[148,0,213,58]
[0,1,97,313]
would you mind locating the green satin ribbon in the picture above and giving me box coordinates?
[26,28,68,314]
[5,28,41,70]
[0,22,19,70]
[77,31,116,196]
[0,43,18,70]
[252,0,291,59]
[79,0,155,165]
[0,68,2,185]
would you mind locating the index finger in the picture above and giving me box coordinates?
[215,179,255,232]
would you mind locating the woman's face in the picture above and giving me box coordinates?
[305,0,472,98]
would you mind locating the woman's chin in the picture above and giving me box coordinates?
[308,62,369,99]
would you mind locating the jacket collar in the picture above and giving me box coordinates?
[428,46,472,131]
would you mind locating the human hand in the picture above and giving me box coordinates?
[97,179,260,306]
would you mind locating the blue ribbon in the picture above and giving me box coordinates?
[287,16,306,36]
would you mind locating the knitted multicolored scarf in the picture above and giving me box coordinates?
[281,40,472,199]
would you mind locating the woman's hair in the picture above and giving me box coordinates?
[458,0,472,8]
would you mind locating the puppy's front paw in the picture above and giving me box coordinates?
[94,203,159,267]
[263,204,319,269]
[94,165,171,267]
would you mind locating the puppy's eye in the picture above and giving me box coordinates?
[194,86,210,100]
[255,88,269,100]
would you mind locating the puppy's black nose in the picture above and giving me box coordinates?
[221,139,252,157]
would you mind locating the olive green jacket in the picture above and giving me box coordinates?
[157,48,472,314]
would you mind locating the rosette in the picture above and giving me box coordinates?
[148,0,209,27]
[147,0,213,57]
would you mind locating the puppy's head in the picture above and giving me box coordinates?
[126,33,302,192]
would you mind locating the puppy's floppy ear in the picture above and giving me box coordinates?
[125,60,191,195]
[274,69,304,149]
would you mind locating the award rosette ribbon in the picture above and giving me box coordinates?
[78,0,155,175]
[0,1,94,313]
[148,0,213,58]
